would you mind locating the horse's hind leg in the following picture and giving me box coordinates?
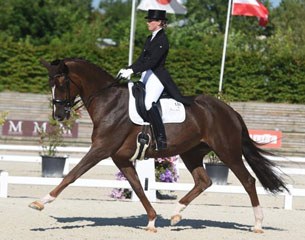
[171,145,211,225]
[217,150,264,233]
[229,161,264,233]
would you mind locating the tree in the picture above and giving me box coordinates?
[185,0,228,33]
[271,0,305,48]
[96,0,133,44]
[0,0,92,45]
[0,0,305,103]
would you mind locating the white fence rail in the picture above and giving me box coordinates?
[1,144,305,210]
[2,144,305,162]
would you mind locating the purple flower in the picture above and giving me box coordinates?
[159,168,176,182]
[155,156,179,183]
[115,171,127,181]
[111,171,132,199]
[110,188,125,199]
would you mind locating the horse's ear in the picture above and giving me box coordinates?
[40,59,51,69]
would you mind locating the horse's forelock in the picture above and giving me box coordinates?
[50,59,61,65]
[49,59,69,75]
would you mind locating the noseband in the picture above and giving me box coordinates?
[51,73,77,119]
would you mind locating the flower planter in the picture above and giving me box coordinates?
[205,163,229,185]
[41,155,66,178]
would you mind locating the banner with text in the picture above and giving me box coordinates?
[249,129,282,148]
[1,119,78,138]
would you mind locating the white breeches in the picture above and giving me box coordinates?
[140,70,164,110]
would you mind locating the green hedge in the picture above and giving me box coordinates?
[1,40,305,103]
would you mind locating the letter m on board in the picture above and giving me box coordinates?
[8,120,23,135]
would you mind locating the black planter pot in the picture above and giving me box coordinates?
[41,155,66,178]
[205,163,229,185]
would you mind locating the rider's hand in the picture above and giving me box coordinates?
[117,68,125,78]
[117,68,133,79]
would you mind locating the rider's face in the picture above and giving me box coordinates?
[146,19,161,32]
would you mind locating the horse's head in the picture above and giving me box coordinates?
[41,59,77,121]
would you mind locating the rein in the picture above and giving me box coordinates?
[84,76,122,109]
[52,73,122,115]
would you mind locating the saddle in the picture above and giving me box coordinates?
[128,82,185,125]
[131,81,149,122]
[128,81,185,161]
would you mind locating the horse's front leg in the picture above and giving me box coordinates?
[29,147,105,210]
[113,159,157,233]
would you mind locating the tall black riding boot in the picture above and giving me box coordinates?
[147,104,167,151]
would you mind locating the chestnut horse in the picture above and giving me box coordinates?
[29,58,287,233]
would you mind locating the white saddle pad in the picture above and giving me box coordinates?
[128,82,186,125]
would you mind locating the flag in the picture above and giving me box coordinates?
[137,0,187,15]
[232,0,269,26]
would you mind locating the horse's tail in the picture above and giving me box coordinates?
[236,112,288,194]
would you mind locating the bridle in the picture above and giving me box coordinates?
[51,73,80,119]
[51,72,122,119]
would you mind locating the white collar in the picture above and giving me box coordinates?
[151,28,162,41]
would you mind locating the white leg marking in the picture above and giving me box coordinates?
[173,202,187,216]
[171,203,187,225]
[146,218,156,230]
[253,205,264,233]
[41,193,56,205]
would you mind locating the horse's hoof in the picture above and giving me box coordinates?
[253,228,264,234]
[145,226,157,233]
[29,201,44,211]
[171,214,182,226]
[145,217,157,232]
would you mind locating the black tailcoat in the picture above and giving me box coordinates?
[129,29,191,105]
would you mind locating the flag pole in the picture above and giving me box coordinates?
[128,0,137,66]
[218,0,233,94]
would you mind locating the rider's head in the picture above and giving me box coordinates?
[145,9,167,31]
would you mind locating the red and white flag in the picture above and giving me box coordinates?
[232,0,269,26]
[137,0,187,15]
